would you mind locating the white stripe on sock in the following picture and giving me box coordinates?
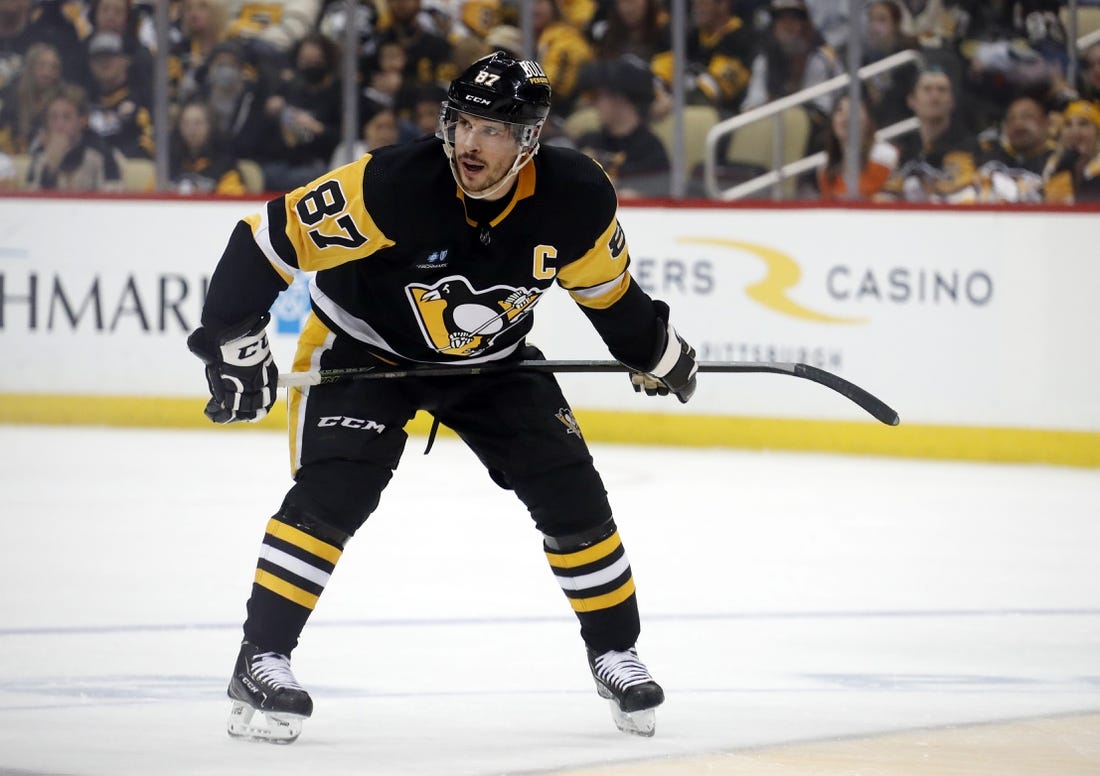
[259,545,332,587]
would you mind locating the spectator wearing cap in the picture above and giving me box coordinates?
[84,29,155,159]
[742,0,842,124]
[574,56,670,199]
[84,0,155,102]
[25,83,124,191]
[1043,99,1100,204]
[882,67,981,203]
[196,39,271,162]
[652,0,752,117]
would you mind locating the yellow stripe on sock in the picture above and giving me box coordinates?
[568,578,636,613]
[254,568,320,610]
[545,533,622,569]
[265,518,343,564]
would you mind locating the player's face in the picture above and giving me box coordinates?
[451,112,521,197]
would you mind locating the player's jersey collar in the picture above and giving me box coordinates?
[455,161,537,229]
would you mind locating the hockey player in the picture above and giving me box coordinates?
[187,50,698,744]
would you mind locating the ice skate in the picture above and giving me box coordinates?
[226,641,313,744]
[587,647,664,737]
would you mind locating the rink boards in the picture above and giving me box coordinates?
[1,195,1097,466]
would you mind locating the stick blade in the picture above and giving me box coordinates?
[793,364,900,426]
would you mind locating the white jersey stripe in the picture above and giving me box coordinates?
[253,207,298,279]
[553,553,631,592]
[259,545,332,587]
[565,272,627,300]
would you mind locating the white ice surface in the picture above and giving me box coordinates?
[0,425,1098,775]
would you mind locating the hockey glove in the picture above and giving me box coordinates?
[628,301,698,404]
[187,313,278,423]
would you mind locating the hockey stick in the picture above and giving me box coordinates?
[278,360,900,426]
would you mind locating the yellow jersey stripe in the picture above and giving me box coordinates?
[545,532,621,569]
[556,217,627,293]
[265,517,343,564]
[567,578,636,612]
[255,568,320,609]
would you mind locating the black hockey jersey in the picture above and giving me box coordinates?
[201,137,664,371]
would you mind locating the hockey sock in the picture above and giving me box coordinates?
[543,518,641,653]
[243,513,350,655]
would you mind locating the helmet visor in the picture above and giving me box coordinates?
[437,104,541,151]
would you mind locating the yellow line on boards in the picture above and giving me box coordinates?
[1,394,1097,468]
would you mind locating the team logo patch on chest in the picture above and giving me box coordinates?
[406,275,541,357]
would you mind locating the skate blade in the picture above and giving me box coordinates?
[608,700,656,737]
[227,700,305,744]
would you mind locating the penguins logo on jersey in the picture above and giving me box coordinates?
[406,276,541,356]
[555,408,582,438]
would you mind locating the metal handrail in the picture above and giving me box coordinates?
[716,117,920,201]
[703,49,923,200]
[1079,26,1100,50]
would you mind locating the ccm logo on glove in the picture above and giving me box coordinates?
[187,313,279,423]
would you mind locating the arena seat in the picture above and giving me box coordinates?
[237,159,264,194]
[652,105,720,175]
[122,158,156,192]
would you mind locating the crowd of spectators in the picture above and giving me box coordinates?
[0,0,1098,203]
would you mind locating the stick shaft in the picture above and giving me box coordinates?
[278,360,900,426]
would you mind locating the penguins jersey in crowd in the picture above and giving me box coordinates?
[201,136,658,370]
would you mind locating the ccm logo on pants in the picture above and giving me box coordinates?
[317,416,387,432]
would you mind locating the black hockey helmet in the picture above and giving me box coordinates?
[442,51,552,128]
